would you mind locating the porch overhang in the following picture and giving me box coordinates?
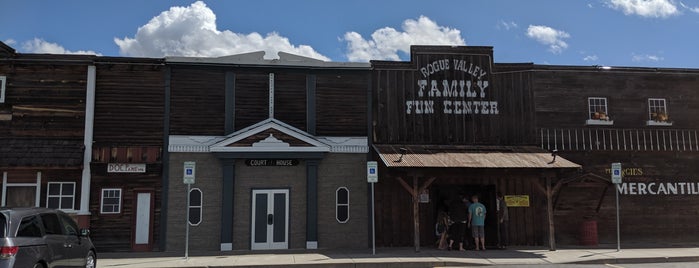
[373,144,581,169]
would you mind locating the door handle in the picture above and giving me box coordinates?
[267,214,273,225]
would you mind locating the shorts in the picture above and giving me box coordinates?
[471,225,485,238]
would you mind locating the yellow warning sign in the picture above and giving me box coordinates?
[504,195,530,207]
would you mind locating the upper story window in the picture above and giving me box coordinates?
[647,98,672,126]
[336,187,349,223]
[0,76,6,103]
[586,97,613,125]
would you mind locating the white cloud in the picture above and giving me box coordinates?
[497,20,519,30]
[632,53,664,62]
[583,55,599,61]
[21,38,100,55]
[3,39,17,46]
[114,1,329,60]
[680,2,699,13]
[526,25,570,54]
[606,0,679,18]
[342,16,466,62]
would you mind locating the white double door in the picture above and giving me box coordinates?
[251,189,289,250]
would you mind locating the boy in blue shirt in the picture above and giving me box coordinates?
[468,195,487,250]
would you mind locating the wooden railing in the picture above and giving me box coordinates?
[539,128,699,152]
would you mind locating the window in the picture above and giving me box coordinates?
[336,187,349,223]
[58,213,78,236]
[46,182,75,211]
[188,188,202,226]
[100,188,122,214]
[17,216,42,237]
[0,76,5,103]
[40,213,62,235]
[647,98,672,126]
[586,97,613,125]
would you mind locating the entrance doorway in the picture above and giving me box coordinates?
[132,191,154,251]
[251,189,289,250]
[431,184,498,248]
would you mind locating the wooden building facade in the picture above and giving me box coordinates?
[164,52,371,251]
[0,44,93,233]
[370,46,699,250]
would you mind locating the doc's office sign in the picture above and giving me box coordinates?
[406,57,498,116]
[107,163,146,173]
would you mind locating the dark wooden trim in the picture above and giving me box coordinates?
[306,74,316,135]
[159,66,171,251]
[305,160,319,244]
[225,72,236,134]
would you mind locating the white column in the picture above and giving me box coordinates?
[1,172,6,206]
[269,73,274,118]
[79,65,96,215]
[35,172,41,207]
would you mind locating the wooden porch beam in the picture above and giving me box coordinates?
[546,176,556,251]
[412,176,420,252]
[418,177,437,193]
[395,177,416,197]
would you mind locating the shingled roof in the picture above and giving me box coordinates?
[0,138,83,167]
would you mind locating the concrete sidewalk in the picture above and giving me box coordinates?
[96,246,699,268]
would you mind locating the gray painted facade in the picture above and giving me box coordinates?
[166,152,368,251]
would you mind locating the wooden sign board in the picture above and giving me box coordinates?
[504,195,530,207]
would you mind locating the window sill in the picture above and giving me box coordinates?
[586,119,614,126]
[646,120,673,126]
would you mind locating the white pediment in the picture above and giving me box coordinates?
[209,119,330,152]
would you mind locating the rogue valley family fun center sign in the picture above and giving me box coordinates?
[405,58,499,116]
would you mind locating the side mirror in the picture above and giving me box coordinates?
[79,228,90,237]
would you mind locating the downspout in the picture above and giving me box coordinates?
[78,65,96,228]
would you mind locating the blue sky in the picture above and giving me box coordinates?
[1,0,699,67]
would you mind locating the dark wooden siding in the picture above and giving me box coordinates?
[234,72,269,130]
[89,163,162,251]
[0,62,87,138]
[169,66,225,136]
[316,73,368,136]
[372,46,534,145]
[533,69,699,129]
[555,151,699,244]
[274,73,306,131]
[94,63,165,146]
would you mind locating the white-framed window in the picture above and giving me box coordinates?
[188,188,202,226]
[0,75,6,103]
[2,171,41,207]
[647,98,672,126]
[46,182,75,211]
[586,97,613,125]
[336,187,349,223]
[100,188,122,214]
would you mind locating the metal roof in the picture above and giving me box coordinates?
[374,144,581,169]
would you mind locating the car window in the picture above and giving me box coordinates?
[0,213,6,238]
[17,215,43,237]
[40,213,63,235]
[58,213,78,236]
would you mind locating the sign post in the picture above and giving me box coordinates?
[367,161,378,255]
[611,162,622,252]
[183,162,196,260]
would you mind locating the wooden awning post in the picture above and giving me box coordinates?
[412,176,420,252]
[395,176,437,253]
[546,176,557,251]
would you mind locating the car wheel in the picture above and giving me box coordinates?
[33,263,44,268]
[85,251,96,268]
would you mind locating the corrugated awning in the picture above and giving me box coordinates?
[374,144,580,169]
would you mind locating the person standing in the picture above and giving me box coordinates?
[448,195,468,251]
[468,195,487,251]
[496,192,509,249]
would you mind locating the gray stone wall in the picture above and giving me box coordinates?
[233,161,307,250]
[166,153,223,252]
[317,154,369,249]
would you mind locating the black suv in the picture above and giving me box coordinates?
[0,208,95,268]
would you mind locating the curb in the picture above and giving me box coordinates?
[569,256,699,265]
